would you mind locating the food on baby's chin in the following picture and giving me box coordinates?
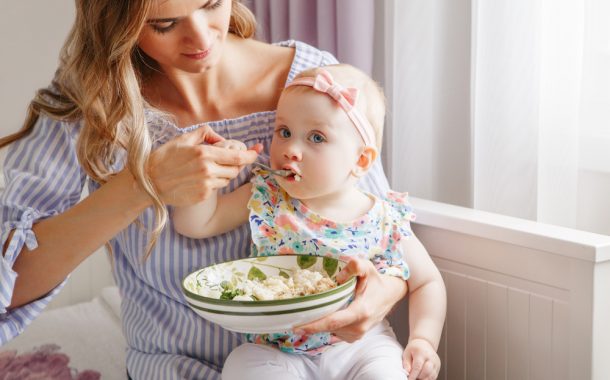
[219,269,336,301]
[294,174,302,182]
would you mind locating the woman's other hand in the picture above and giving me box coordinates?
[148,126,261,206]
[295,258,408,342]
[403,338,441,380]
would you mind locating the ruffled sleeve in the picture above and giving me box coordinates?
[0,114,85,343]
[385,191,416,225]
[369,191,417,280]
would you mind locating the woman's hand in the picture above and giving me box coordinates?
[403,338,441,380]
[147,126,261,207]
[213,139,247,151]
[213,139,257,175]
[295,258,408,342]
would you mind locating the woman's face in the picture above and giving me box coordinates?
[138,0,232,73]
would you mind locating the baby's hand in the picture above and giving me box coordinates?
[213,139,247,151]
[403,338,441,380]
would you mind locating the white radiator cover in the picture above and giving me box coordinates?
[388,197,610,380]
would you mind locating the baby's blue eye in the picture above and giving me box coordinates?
[308,133,326,143]
[278,128,291,138]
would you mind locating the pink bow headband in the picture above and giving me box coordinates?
[286,69,377,151]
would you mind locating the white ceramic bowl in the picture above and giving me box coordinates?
[182,255,356,333]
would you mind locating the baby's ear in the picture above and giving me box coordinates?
[352,146,378,177]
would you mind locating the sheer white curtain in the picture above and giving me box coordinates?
[576,0,610,234]
[383,0,610,235]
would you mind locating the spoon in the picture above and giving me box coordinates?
[252,162,293,177]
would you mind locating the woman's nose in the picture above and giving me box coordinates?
[182,13,212,49]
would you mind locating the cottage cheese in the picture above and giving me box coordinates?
[235,269,336,301]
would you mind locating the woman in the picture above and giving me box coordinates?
[0,1,407,378]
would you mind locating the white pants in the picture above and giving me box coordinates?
[222,320,408,380]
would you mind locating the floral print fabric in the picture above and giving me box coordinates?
[245,171,415,355]
[0,344,100,379]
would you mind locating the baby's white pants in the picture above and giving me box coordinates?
[222,319,408,380]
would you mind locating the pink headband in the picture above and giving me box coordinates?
[286,69,377,151]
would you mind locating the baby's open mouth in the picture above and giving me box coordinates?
[281,165,302,182]
[287,172,302,182]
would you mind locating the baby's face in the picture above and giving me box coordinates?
[270,88,364,201]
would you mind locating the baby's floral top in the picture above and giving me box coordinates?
[245,170,416,355]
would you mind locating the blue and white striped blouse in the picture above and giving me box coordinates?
[0,40,390,379]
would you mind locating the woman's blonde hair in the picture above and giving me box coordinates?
[0,0,257,259]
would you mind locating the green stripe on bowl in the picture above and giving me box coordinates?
[187,292,353,316]
[188,285,355,312]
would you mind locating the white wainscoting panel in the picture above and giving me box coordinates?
[388,197,610,380]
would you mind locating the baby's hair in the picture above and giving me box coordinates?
[291,64,386,151]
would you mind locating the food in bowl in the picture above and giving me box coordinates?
[182,255,356,333]
[216,268,337,301]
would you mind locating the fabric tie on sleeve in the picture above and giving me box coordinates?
[1,208,41,252]
[0,208,42,313]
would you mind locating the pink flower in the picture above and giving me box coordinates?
[278,246,295,255]
[275,214,299,232]
[305,220,323,232]
[259,224,274,237]
[387,191,408,203]
[0,344,100,380]
[379,236,389,251]
[392,231,401,241]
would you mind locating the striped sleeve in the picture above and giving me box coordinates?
[0,114,86,344]
[297,40,339,67]
[284,40,340,84]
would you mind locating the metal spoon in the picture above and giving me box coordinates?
[252,162,292,177]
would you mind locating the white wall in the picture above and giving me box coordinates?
[0,1,75,136]
[382,0,473,207]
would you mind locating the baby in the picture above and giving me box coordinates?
[173,64,446,380]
